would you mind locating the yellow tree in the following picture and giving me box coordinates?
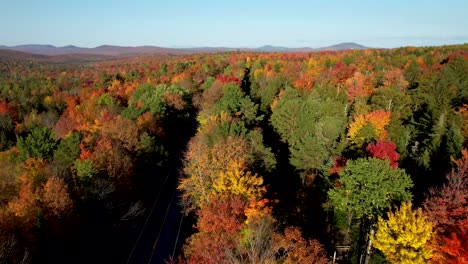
[179,136,250,210]
[372,202,433,264]
[348,110,391,145]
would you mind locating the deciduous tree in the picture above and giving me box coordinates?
[372,202,433,264]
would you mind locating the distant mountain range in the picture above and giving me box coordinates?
[256,42,368,52]
[0,42,369,62]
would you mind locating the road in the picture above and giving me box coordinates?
[126,169,185,264]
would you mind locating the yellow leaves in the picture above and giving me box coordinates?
[179,135,270,226]
[179,136,251,210]
[348,114,367,143]
[212,159,269,224]
[43,95,53,107]
[213,159,266,202]
[372,202,433,264]
[253,68,264,80]
[348,110,391,144]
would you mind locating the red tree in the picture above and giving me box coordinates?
[424,149,468,263]
[366,140,400,168]
[184,196,246,263]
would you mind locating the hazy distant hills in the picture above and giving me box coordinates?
[0,44,183,56]
[0,42,369,62]
[255,43,367,52]
[315,42,368,51]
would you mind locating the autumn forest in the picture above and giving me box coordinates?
[0,44,467,263]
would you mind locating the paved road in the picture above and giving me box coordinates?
[126,169,185,264]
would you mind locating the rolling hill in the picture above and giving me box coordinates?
[0,42,370,62]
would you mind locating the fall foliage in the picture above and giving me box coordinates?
[0,44,466,263]
[372,202,433,264]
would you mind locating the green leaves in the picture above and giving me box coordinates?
[124,83,190,119]
[271,88,347,175]
[53,132,80,167]
[213,83,262,125]
[328,158,413,219]
[74,159,97,180]
[17,127,58,161]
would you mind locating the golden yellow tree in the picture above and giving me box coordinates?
[348,110,391,145]
[179,136,250,210]
[372,202,433,264]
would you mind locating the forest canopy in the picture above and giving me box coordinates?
[0,44,467,263]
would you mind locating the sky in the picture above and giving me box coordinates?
[1,0,467,48]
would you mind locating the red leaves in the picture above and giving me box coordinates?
[215,74,241,85]
[185,196,245,263]
[439,232,468,263]
[0,100,17,121]
[366,140,400,168]
[331,61,357,85]
[54,111,77,138]
[424,150,468,263]
[329,156,347,175]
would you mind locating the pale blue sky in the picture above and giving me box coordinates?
[1,0,467,48]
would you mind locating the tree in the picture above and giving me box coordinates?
[366,140,400,168]
[271,226,330,264]
[372,202,433,264]
[348,110,392,146]
[184,196,246,264]
[53,132,80,167]
[17,127,58,161]
[424,149,468,263]
[345,71,373,102]
[212,83,261,125]
[42,177,73,217]
[271,87,347,178]
[212,159,266,204]
[179,136,250,210]
[328,158,413,244]
[329,158,413,220]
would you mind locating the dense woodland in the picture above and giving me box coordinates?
[0,44,467,263]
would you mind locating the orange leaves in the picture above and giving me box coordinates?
[345,71,374,102]
[244,198,271,224]
[42,177,73,217]
[348,110,392,144]
[271,227,330,264]
[455,104,468,139]
[101,115,139,151]
[79,142,92,160]
[180,135,272,261]
[164,92,186,110]
[136,112,162,135]
[293,74,316,91]
[383,68,409,90]
[366,110,392,134]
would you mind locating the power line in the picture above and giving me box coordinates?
[126,169,172,264]
[147,184,177,264]
[171,206,185,260]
